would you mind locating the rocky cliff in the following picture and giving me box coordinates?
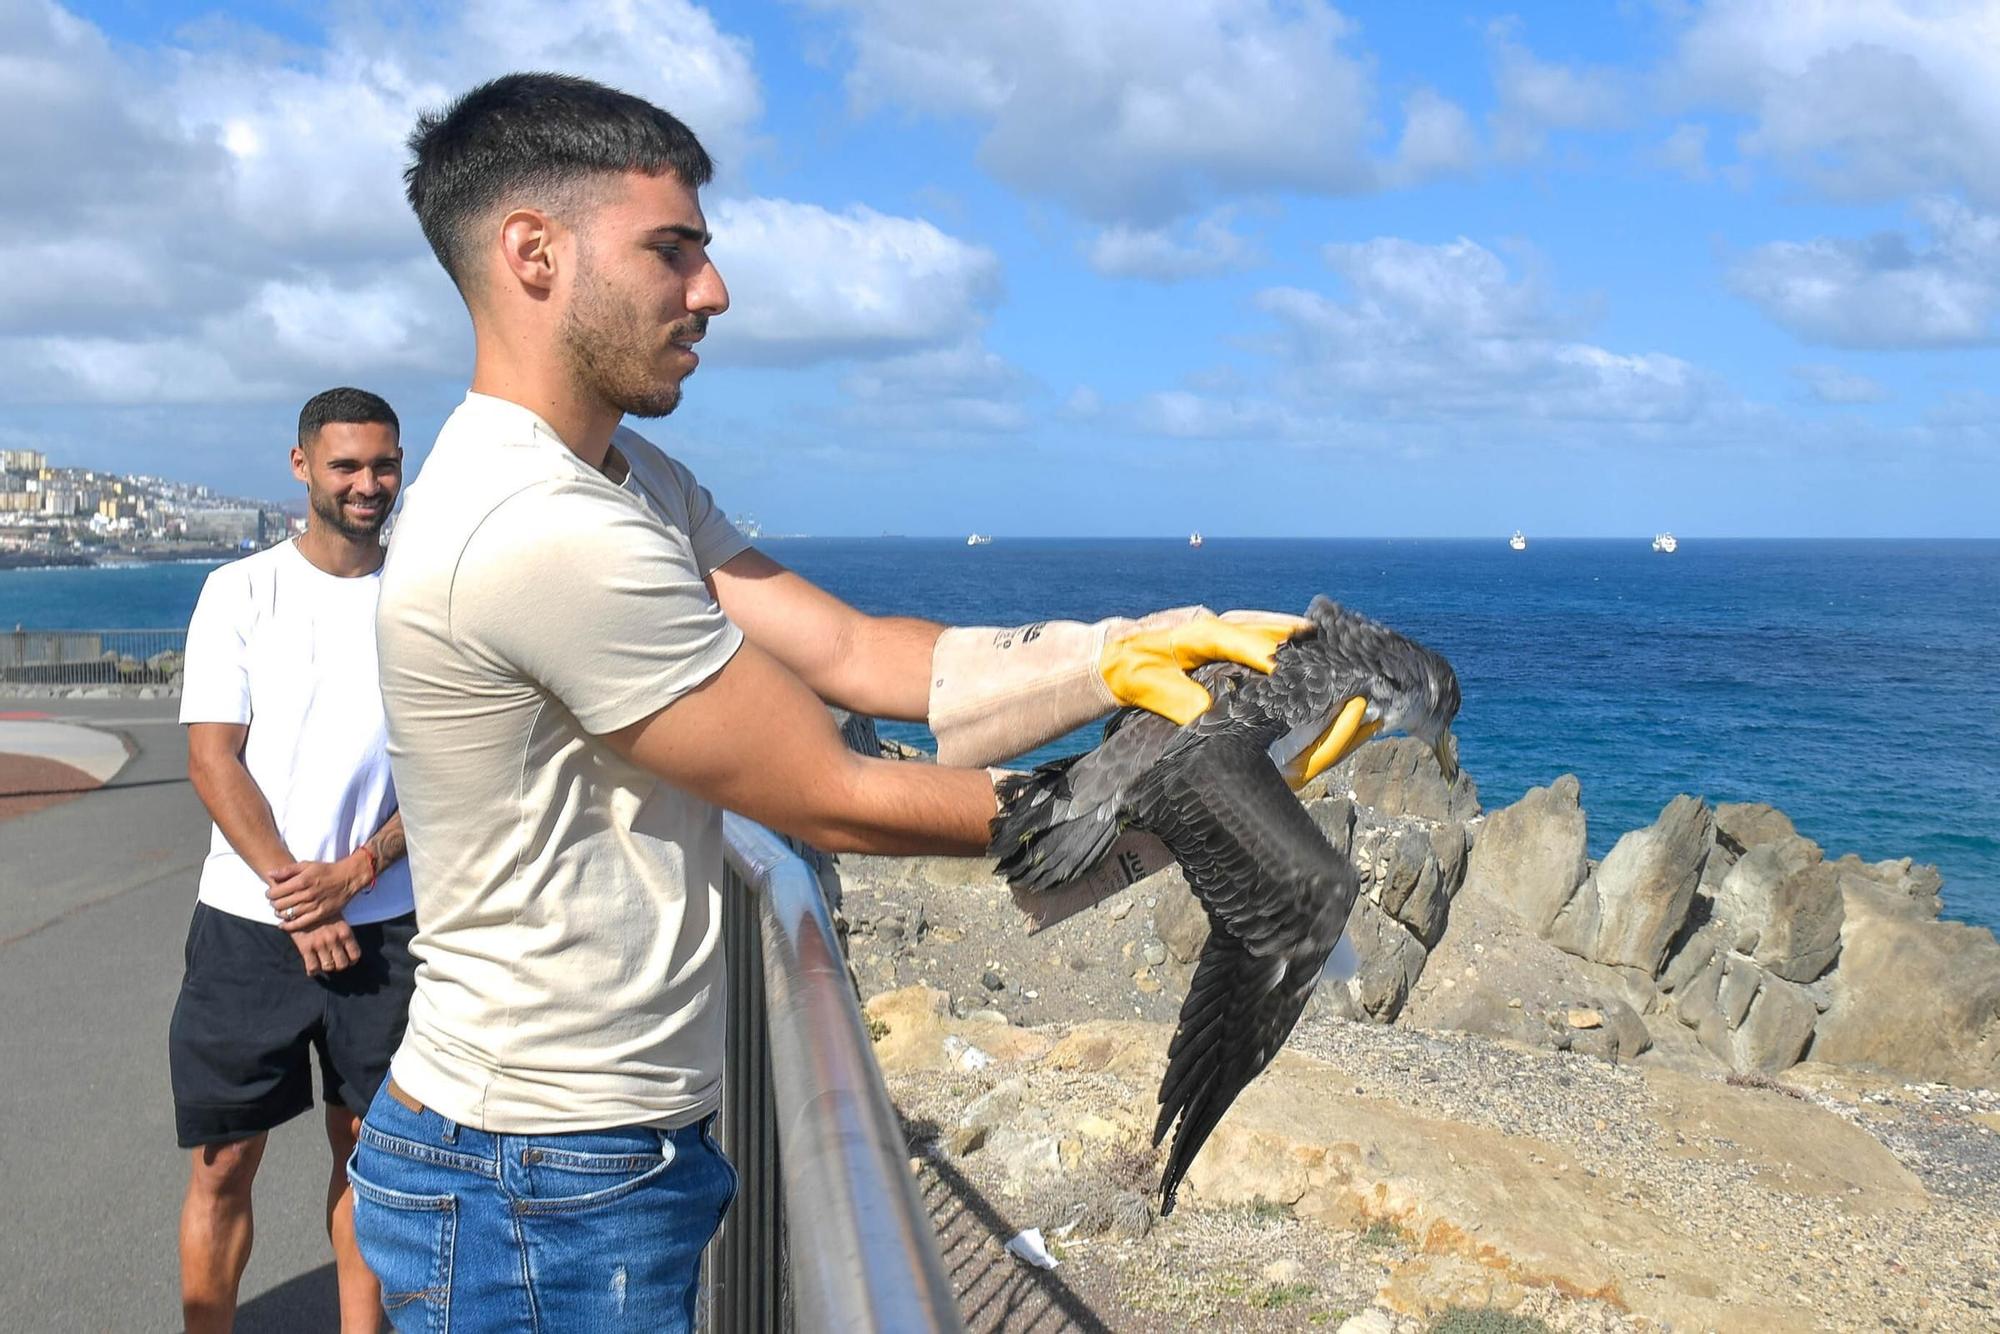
[837,735,2000,1331]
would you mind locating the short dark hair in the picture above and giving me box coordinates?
[404,72,716,291]
[298,387,399,448]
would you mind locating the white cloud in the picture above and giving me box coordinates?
[810,0,1383,222]
[1063,385,1104,418]
[0,4,219,233]
[0,0,763,405]
[2,2,1002,414]
[1085,235,1710,444]
[1668,0,2000,205]
[1253,236,1705,423]
[1389,87,1481,185]
[1924,388,2000,434]
[706,199,1001,365]
[1487,20,1626,160]
[0,257,467,405]
[0,335,273,407]
[1727,197,2000,347]
[242,260,469,378]
[1131,390,1297,439]
[1085,210,1260,282]
[1655,122,1713,182]
[1792,364,1889,404]
[837,340,1033,433]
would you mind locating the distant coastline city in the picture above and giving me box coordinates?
[0,448,781,573]
[0,448,301,570]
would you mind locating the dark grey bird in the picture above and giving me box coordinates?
[988,596,1460,1214]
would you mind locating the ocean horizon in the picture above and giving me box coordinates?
[6,536,1996,932]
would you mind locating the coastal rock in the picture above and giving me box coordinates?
[1550,993,1651,1062]
[1717,953,1761,1027]
[1371,825,1451,949]
[1830,854,1945,920]
[1665,944,1821,1075]
[864,986,1055,1073]
[1672,948,1727,1035]
[985,1127,1067,1194]
[1734,974,1819,1072]
[1403,869,1712,1070]
[1428,821,1470,900]
[1341,897,1428,1023]
[1313,736,1480,823]
[1456,775,1589,935]
[1714,802,1801,856]
[1702,802,1816,893]
[1811,889,2000,1086]
[1308,796,1358,859]
[1552,795,1712,974]
[1658,920,1723,996]
[1037,1024,1928,1329]
[1712,836,1844,982]
[960,1078,1027,1133]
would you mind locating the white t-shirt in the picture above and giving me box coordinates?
[377,392,749,1133]
[180,540,414,925]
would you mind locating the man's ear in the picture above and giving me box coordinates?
[290,443,309,485]
[500,208,561,296]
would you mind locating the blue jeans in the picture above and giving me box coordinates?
[349,1083,737,1332]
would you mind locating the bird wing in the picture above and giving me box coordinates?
[1124,729,1360,1214]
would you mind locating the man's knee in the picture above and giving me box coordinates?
[189,1135,266,1199]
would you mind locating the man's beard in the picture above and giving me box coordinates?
[559,265,699,420]
[310,488,387,540]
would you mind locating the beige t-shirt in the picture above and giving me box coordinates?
[376,392,749,1133]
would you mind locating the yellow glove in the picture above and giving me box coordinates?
[929,606,1305,767]
[1098,610,1309,725]
[1279,694,1381,791]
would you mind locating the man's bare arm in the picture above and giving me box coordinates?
[187,723,293,877]
[708,548,939,721]
[603,637,994,855]
[266,810,406,934]
[187,723,359,973]
[362,811,407,872]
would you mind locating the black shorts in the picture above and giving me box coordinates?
[168,903,418,1149]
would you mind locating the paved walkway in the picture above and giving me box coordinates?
[0,714,134,784]
[1,697,346,1330]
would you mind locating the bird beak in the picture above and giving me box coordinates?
[1431,730,1460,784]
[1288,695,1381,790]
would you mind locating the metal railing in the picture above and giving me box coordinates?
[707,772,966,1331]
[1,628,186,684]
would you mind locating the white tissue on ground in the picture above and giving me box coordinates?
[1004,1228,1059,1269]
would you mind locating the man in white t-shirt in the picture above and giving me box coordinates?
[353,74,1337,1332]
[171,386,414,1334]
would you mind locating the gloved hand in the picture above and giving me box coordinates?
[929,606,1308,767]
[1097,609,1309,725]
[1277,694,1381,792]
[1109,614,1385,791]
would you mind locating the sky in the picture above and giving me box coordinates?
[5,0,1999,537]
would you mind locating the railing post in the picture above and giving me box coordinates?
[704,711,965,1334]
[711,851,790,1332]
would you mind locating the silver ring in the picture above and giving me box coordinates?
[281,906,295,921]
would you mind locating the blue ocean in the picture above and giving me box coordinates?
[6,539,1997,932]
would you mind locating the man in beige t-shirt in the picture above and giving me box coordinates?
[353,73,1314,1332]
